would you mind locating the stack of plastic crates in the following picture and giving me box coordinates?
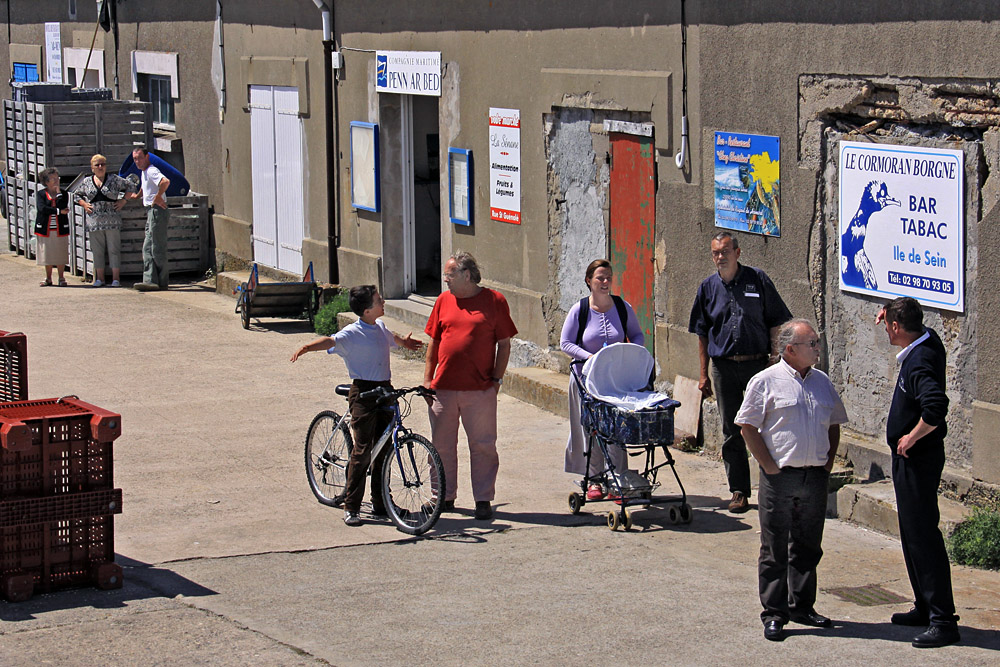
[0,331,28,402]
[0,396,123,601]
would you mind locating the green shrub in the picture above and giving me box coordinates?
[314,290,351,336]
[947,506,1000,570]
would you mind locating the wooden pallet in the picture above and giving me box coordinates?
[4,177,40,256]
[3,99,151,182]
[68,195,211,278]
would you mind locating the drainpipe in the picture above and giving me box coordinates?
[674,0,689,170]
[312,0,339,284]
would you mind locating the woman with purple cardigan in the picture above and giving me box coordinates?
[560,259,644,500]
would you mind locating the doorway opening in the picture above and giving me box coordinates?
[410,95,441,296]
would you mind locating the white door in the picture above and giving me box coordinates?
[250,85,305,273]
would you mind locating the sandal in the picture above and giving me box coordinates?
[40,279,53,287]
[58,279,69,287]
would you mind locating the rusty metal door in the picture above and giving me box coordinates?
[609,132,655,356]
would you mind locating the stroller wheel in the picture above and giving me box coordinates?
[568,492,584,515]
[679,503,693,524]
[623,509,634,531]
[667,505,681,525]
[607,510,621,531]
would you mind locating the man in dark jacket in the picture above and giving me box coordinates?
[877,297,960,648]
[689,231,792,513]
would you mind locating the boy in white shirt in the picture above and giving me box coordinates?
[292,286,421,525]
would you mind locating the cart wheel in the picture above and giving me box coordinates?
[679,503,693,524]
[308,288,319,330]
[623,509,634,531]
[568,492,584,515]
[667,505,680,525]
[239,286,251,330]
[607,510,621,531]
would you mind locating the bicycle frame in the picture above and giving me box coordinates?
[327,395,425,488]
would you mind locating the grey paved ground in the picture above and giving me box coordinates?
[0,253,997,665]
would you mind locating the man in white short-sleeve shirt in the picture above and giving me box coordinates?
[735,318,848,642]
[131,147,171,291]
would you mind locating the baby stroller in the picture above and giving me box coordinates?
[568,343,691,530]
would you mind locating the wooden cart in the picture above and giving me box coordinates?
[235,262,321,330]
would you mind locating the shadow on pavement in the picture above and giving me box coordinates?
[0,555,216,622]
[785,620,1000,650]
[243,320,316,335]
[411,495,753,536]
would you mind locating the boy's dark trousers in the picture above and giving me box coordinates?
[344,379,393,514]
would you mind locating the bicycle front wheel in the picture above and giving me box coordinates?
[381,434,445,536]
[305,410,353,506]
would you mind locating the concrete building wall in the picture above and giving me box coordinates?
[9,2,1000,481]
[334,2,685,359]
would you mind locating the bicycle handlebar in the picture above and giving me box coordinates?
[357,385,436,405]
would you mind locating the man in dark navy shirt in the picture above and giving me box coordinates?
[877,297,960,649]
[689,232,791,512]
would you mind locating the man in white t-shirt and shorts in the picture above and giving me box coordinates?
[132,147,171,291]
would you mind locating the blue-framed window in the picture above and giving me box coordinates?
[13,63,40,83]
[349,121,380,212]
[448,147,473,226]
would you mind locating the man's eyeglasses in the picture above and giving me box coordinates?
[793,339,821,349]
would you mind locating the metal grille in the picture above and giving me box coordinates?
[827,585,909,606]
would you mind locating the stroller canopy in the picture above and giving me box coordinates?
[582,343,676,411]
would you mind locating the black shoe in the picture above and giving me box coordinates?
[763,620,785,641]
[442,500,456,512]
[912,625,960,648]
[790,611,832,628]
[891,607,930,626]
[474,500,494,520]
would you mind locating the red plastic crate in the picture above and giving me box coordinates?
[0,488,122,526]
[0,397,121,497]
[0,331,28,403]
[0,514,122,601]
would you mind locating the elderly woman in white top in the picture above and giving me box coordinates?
[74,154,138,287]
[560,259,645,500]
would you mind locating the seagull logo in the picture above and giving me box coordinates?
[841,180,900,290]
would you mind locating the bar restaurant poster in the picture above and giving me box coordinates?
[714,131,781,237]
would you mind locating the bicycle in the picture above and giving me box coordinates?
[305,384,445,535]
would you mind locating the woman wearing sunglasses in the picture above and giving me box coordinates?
[74,154,139,287]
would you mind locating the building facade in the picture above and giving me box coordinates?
[6,2,1000,486]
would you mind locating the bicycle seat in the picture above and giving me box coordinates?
[335,384,351,396]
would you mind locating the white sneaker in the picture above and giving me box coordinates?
[110,280,121,287]
[92,279,104,287]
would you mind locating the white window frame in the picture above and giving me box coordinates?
[131,50,179,129]
[63,47,105,88]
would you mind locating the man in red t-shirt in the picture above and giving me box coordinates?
[423,252,518,520]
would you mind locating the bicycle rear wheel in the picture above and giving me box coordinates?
[381,434,445,535]
[305,410,353,506]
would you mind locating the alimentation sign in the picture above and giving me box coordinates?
[375,51,441,96]
[839,141,964,312]
[489,107,521,224]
